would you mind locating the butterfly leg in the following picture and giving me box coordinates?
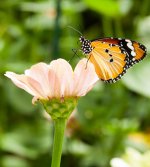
[68,48,81,63]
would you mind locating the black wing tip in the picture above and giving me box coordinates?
[100,71,127,84]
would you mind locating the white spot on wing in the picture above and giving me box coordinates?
[131,50,136,56]
[127,42,134,50]
[132,58,135,61]
[125,39,131,43]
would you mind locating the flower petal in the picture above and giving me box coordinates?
[25,63,50,96]
[47,69,60,98]
[73,58,99,96]
[49,59,74,97]
[5,58,98,102]
[5,72,47,98]
[110,158,130,167]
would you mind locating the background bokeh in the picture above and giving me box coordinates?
[1,0,150,167]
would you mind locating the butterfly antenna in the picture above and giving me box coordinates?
[67,26,83,36]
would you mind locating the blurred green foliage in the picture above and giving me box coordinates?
[0,0,150,167]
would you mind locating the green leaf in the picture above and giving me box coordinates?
[2,156,29,167]
[122,59,150,98]
[83,0,120,17]
[4,81,35,114]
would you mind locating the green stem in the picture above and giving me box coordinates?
[52,0,62,59]
[51,118,66,167]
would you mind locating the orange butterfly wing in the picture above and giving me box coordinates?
[132,42,146,62]
[89,39,128,82]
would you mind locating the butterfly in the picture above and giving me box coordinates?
[79,36,147,83]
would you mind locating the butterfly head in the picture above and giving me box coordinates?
[79,36,92,54]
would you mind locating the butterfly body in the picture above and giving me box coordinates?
[79,36,147,83]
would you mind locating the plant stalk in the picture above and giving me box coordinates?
[51,118,66,167]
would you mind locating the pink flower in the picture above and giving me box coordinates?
[5,58,98,103]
